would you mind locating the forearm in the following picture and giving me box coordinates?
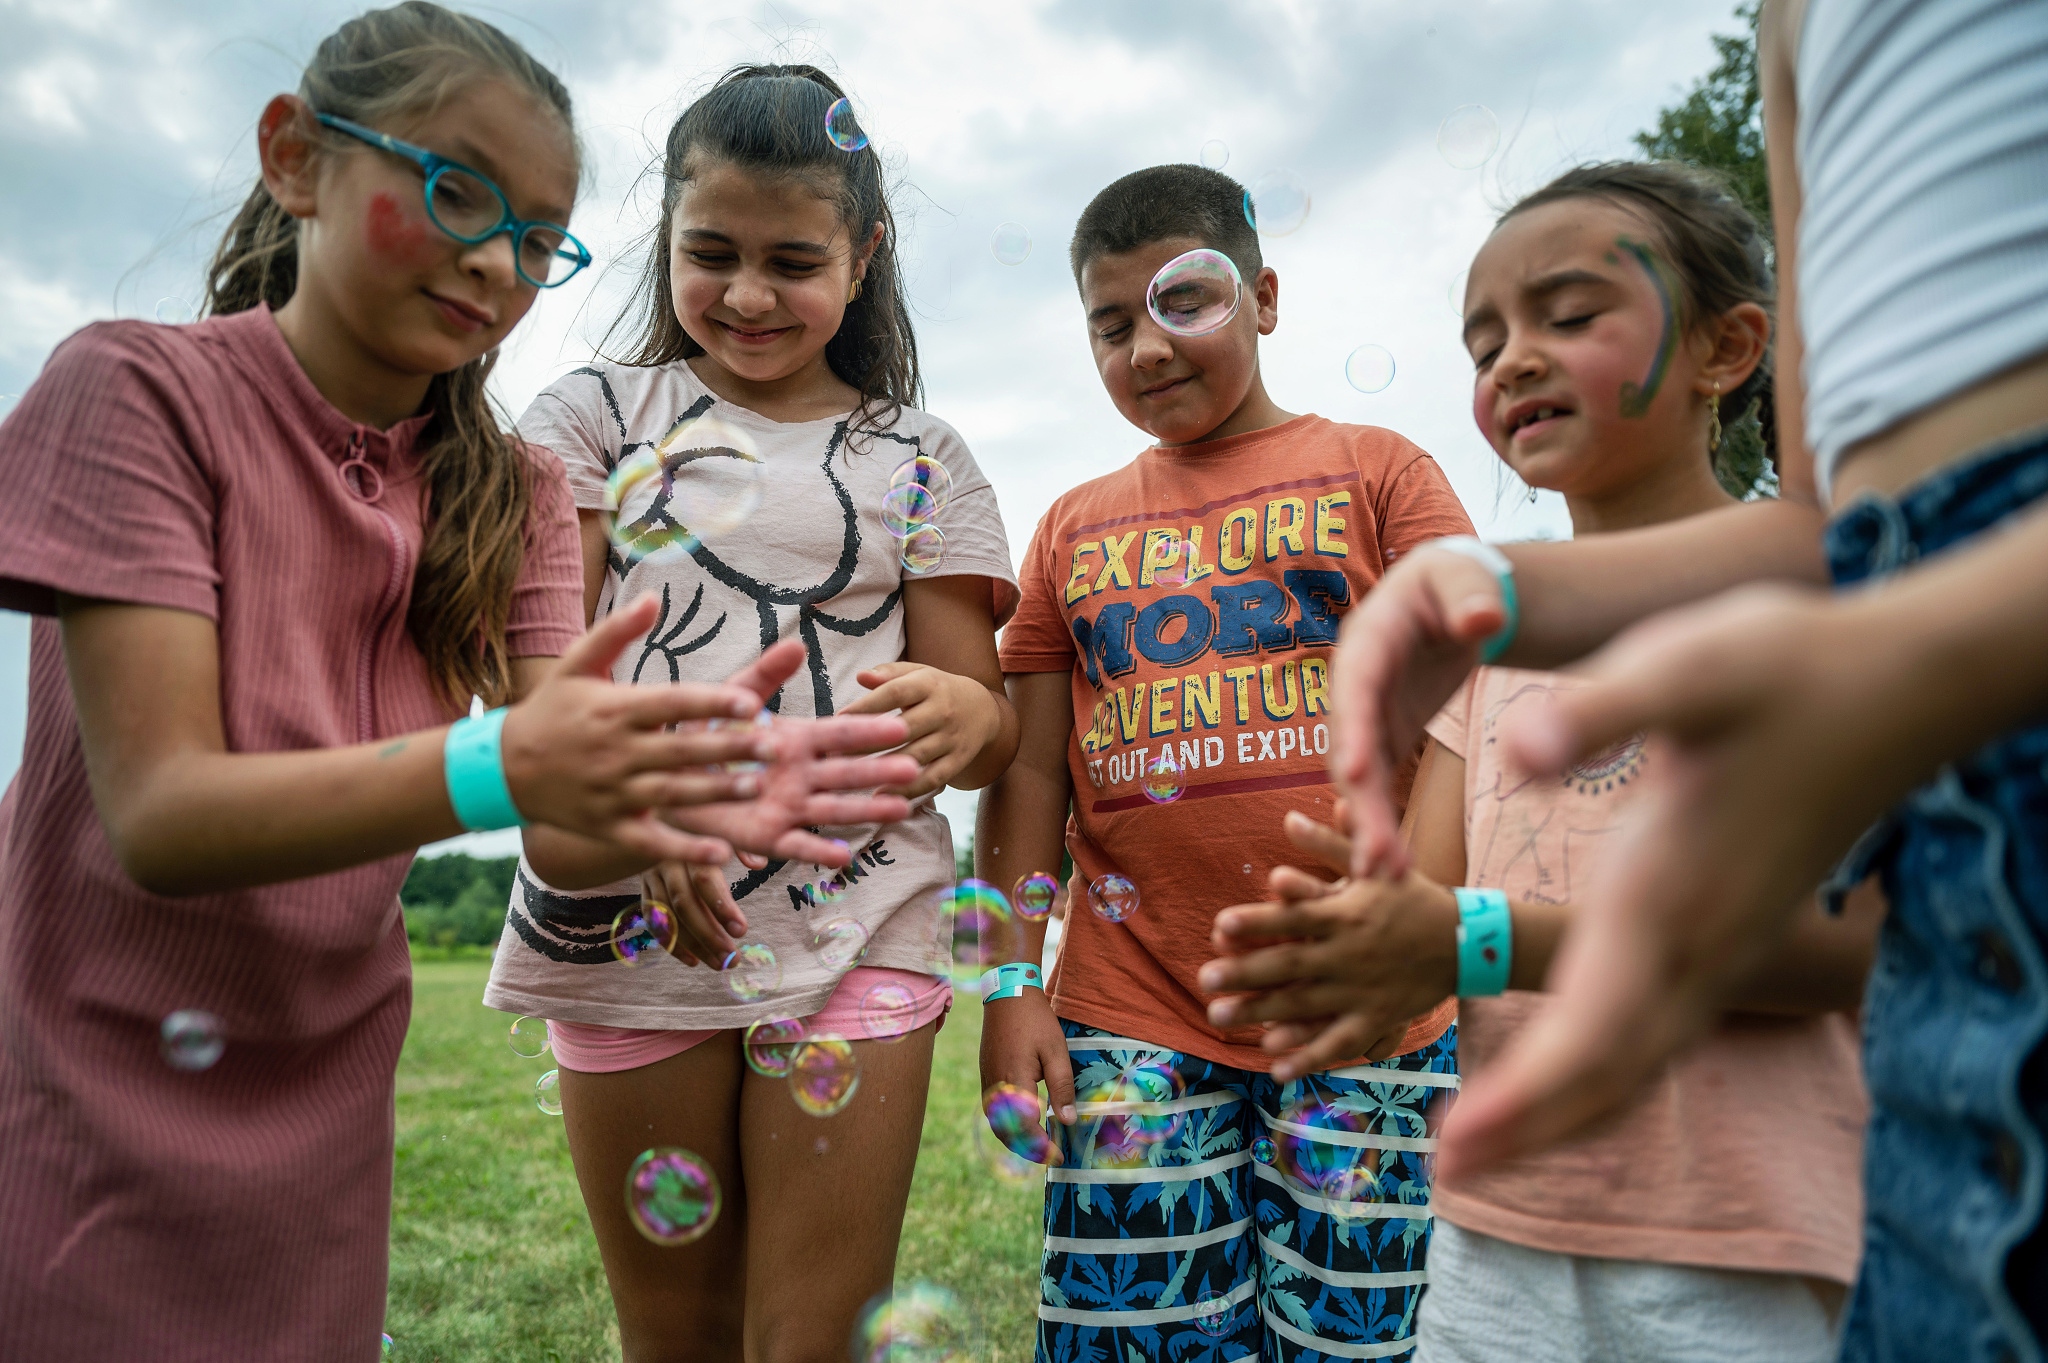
[523,823,653,891]
[92,731,461,896]
[974,756,1069,968]
[1505,498,1829,669]
[950,685,1020,791]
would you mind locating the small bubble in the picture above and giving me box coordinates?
[859,981,920,1041]
[1448,268,1470,319]
[743,1016,807,1078]
[1200,139,1229,169]
[1242,863,1252,874]
[789,1034,860,1117]
[535,1069,563,1116]
[604,415,764,560]
[1012,872,1061,921]
[382,1332,394,1358]
[624,1147,722,1245]
[811,915,870,971]
[1140,749,1186,803]
[1344,344,1396,395]
[824,97,868,153]
[814,1135,830,1154]
[160,1010,224,1071]
[1243,169,1311,236]
[154,297,194,325]
[977,1082,1052,1182]
[1194,1297,1234,1337]
[879,481,938,538]
[900,523,946,575]
[508,1015,550,1059]
[1252,1136,1276,1164]
[611,902,680,966]
[990,222,1032,266]
[1146,249,1242,337]
[853,1282,975,1361]
[1087,874,1139,924]
[941,880,1017,986]
[1438,104,1501,169]
[721,943,783,1003]
[887,453,953,515]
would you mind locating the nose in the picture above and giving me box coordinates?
[1491,326,1548,392]
[1131,322,1176,372]
[725,268,778,319]
[457,229,521,292]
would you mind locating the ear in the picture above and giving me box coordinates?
[852,219,885,283]
[1252,265,1281,337]
[1696,300,1770,396]
[258,94,322,221]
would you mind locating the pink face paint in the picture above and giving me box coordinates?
[365,190,432,262]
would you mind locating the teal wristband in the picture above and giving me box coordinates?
[1431,536,1518,664]
[444,707,526,831]
[979,962,1043,1003]
[1453,887,1511,997]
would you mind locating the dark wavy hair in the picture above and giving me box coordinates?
[202,1,578,710]
[1499,160,1778,480]
[608,65,920,436]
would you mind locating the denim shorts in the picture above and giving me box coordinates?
[1823,427,2048,1363]
[1037,1021,1458,1362]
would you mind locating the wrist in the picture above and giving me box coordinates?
[1453,886,1512,996]
[1427,536,1517,663]
[444,708,526,831]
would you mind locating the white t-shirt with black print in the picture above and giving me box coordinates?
[484,359,1018,1030]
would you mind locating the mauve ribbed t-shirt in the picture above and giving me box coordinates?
[0,306,582,1362]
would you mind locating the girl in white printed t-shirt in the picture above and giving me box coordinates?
[482,65,1018,1360]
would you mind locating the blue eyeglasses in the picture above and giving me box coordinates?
[315,112,591,288]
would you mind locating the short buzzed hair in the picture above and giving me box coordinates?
[1069,164,1264,288]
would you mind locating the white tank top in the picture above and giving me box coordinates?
[1796,0,2048,497]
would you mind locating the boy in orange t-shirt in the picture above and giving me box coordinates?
[976,163,1470,1363]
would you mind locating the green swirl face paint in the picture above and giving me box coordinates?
[1617,237,1681,419]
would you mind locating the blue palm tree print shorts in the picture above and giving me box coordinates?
[1038,1020,1458,1362]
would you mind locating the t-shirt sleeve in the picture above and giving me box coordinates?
[1378,449,1476,561]
[911,418,1020,626]
[1424,673,1478,760]
[506,449,585,657]
[515,368,620,513]
[0,322,219,618]
[996,508,1078,674]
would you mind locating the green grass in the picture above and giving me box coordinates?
[387,958,1042,1361]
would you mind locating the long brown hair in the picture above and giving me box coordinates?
[203,1,577,709]
[608,64,921,435]
[1499,161,1778,488]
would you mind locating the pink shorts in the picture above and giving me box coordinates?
[547,967,952,1074]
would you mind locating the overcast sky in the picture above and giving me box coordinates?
[0,0,1748,846]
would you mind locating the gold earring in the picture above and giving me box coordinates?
[848,278,863,303]
[1707,380,1723,455]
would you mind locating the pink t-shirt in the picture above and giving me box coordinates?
[0,307,582,1361]
[1426,668,1869,1284]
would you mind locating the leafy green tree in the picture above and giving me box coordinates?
[1636,1,1777,499]
[401,853,518,948]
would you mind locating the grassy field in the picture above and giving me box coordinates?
[386,956,1042,1361]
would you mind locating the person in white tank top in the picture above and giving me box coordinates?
[1316,3,2048,1357]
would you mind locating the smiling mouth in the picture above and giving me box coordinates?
[1510,404,1573,435]
[717,320,794,345]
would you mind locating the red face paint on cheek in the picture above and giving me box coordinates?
[365,191,432,262]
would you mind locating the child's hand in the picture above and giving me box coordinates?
[1197,810,1459,1081]
[665,712,921,867]
[845,662,1003,799]
[641,860,745,968]
[978,988,1076,1168]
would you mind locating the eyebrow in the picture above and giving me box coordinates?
[442,137,574,223]
[674,228,837,254]
[1086,301,1131,324]
[1461,268,1616,343]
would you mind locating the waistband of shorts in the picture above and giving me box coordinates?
[1826,422,2048,586]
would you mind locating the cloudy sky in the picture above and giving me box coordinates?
[0,0,1748,844]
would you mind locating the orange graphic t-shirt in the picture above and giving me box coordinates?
[1000,414,1472,1069]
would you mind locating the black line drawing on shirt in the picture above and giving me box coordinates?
[1469,680,1628,904]
[631,581,725,683]
[503,866,641,965]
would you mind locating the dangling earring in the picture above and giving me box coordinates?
[1707,380,1723,454]
[847,277,863,303]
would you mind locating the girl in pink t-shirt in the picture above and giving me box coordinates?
[1199,162,1881,1361]
[0,9,912,1360]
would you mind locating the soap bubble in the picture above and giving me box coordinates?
[880,482,937,538]
[1272,1098,1372,1202]
[1201,139,1229,169]
[625,1146,722,1246]
[812,916,871,971]
[535,1069,563,1116]
[1344,344,1397,395]
[990,222,1032,266]
[825,97,868,153]
[1087,873,1139,923]
[611,901,680,966]
[1146,248,1242,338]
[1449,269,1470,319]
[790,1033,860,1117]
[983,1081,1056,1166]
[382,1333,394,1358]
[1252,1135,1276,1165]
[1012,872,1060,921]
[508,1015,551,1059]
[1195,1297,1235,1337]
[154,297,194,325]
[900,523,946,575]
[1243,169,1311,236]
[743,1016,808,1078]
[605,414,764,559]
[1148,532,1192,588]
[1074,1059,1183,1167]
[852,1282,977,1363]
[1141,748,1186,803]
[721,942,783,1003]
[859,980,921,1041]
[160,1010,224,1071]
[1438,104,1501,169]
[941,880,1017,987]
[888,453,952,515]
[1321,1161,1376,1220]
[972,1106,1045,1185]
